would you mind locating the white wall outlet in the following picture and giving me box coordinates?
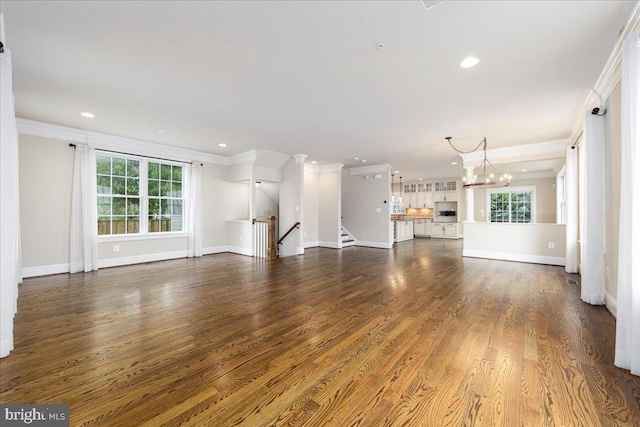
[376,207,382,213]
[239,235,243,242]
[548,242,555,249]
[480,209,485,217]
[113,245,120,253]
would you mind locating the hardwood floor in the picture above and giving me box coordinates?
[1,239,639,426]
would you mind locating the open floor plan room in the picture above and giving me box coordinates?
[1,239,638,426]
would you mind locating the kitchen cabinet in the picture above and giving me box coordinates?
[430,222,461,239]
[434,180,458,202]
[393,220,414,242]
[414,219,431,237]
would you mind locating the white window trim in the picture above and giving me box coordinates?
[96,151,190,240]
[485,185,537,223]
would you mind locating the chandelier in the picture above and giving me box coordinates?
[446,137,511,189]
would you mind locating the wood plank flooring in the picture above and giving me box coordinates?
[1,238,639,426]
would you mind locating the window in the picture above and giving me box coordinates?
[96,153,186,236]
[97,155,140,235]
[147,162,183,233]
[487,186,535,223]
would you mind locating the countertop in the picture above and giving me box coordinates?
[390,215,433,221]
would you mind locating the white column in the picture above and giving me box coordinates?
[464,167,475,222]
[565,145,579,273]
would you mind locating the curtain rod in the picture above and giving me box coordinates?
[68,143,202,166]
[570,130,583,150]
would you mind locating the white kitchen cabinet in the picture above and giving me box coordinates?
[414,219,432,237]
[393,220,414,242]
[430,222,461,239]
[434,180,458,202]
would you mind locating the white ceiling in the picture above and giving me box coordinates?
[1,1,635,180]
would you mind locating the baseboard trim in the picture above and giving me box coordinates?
[99,250,189,269]
[227,246,254,256]
[203,246,228,255]
[318,241,340,249]
[22,263,70,278]
[606,291,617,318]
[1,335,14,358]
[463,249,565,266]
[304,241,319,249]
[356,240,393,249]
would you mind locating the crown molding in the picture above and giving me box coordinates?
[228,150,257,165]
[304,163,319,173]
[17,118,88,143]
[349,164,389,176]
[17,118,228,165]
[292,154,308,164]
[460,139,568,168]
[568,4,640,146]
[304,163,344,173]
[511,170,557,181]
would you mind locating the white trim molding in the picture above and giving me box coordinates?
[203,246,229,255]
[318,241,340,249]
[606,291,617,318]
[349,164,389,176]
[17,118,228,165]
[569,2,640,145]
[303,241,320,249]
[22,263,70,278]
[228,150,257,165]
[463,249,565,266]
[356,240,393,249]
[305,163,345,173]
[98,250,189,269]
[227,246,254,256]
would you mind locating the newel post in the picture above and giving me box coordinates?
[267,216,277,260]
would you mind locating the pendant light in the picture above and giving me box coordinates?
[446,137,511,189]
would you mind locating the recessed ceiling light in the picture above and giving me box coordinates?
[460,56,480,68]
[219,143,227,147]
[419,178,424,181]
[353,157,359,160]
[362,160,367,163]
[394,170,400,173]
[311,161,318,164]
[521,169,527,172]
[80,112,95,118]
[451,162,457,165]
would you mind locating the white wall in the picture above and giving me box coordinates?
[303,169,319,246]
[341,167,392,249]
[279,156,304,256]
[19,135,74,273]
[604,81,622,313]
[318,169,341,248]
[202,164,232,252]
[464,223,566,266]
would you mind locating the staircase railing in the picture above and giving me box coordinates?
[277,222,300,246]
[253,216,277,260]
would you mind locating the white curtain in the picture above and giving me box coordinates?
[0,48,22,358]
[615,29,640,376]
[188,162,203,258]
[565,144,579,273]
[580,111,605,305]
[69,144,98,273]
